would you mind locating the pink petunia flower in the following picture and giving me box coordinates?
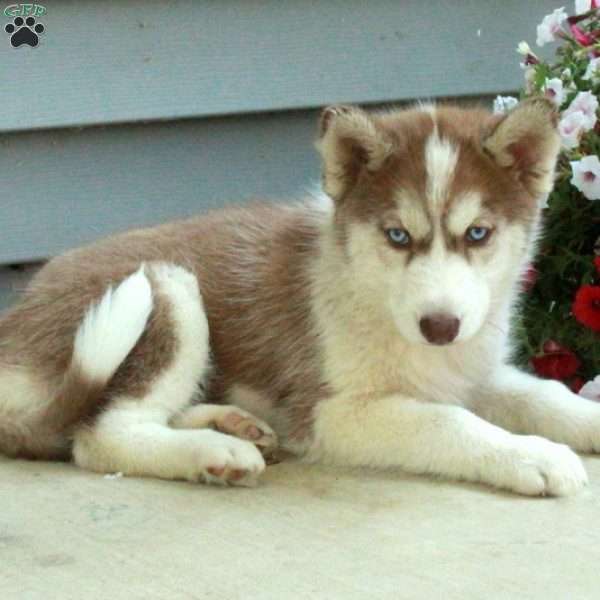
[559,110,587,148]
[570,155,600,200]
[536,8,568,46]
[542,77,566,107]
[563,91,599,130]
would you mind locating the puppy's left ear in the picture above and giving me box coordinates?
[483,98,560,199]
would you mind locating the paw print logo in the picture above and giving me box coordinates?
[5,16,44,47]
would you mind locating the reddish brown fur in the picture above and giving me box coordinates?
[0,204,328,455]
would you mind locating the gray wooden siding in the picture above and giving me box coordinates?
[1,0,556,133]
[1,109,322,264]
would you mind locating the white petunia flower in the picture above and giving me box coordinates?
[493,95,519,114]
[559,111,587,148]
[536,7,568,46]
[575,0,594,14]
[564,91,599,130]
[570,156,600,200]
[583,57,600,82]
[517,41,534,55]
[517,41,540,69]
[542,77,566,107]
[580,375,600,401]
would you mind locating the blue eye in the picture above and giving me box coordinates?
[386,228,411,247]
[466,226,491,244]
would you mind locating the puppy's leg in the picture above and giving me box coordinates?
[172,404,278,454]
[308,393,587,496]
[72,263,265,486]
[471,364,600,453]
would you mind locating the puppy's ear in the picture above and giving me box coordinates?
[316,105,393,202]
[483,98,560,199]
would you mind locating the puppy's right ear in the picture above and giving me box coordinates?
[316,105,392,202]
[483,98,560,199]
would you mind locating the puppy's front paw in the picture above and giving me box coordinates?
[213,407,278,454]
[496,436,588,497]
[173,404,278,457]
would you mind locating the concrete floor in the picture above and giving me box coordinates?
[2,455,600,600]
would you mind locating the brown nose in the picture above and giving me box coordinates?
[419,313,460,345]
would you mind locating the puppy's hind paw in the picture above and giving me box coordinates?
[192,431,266,487]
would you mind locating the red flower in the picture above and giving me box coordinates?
[531,341,581,380]
[572,285,600,332]
[594,256,600,276]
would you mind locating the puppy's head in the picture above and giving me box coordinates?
[316,99,560,346]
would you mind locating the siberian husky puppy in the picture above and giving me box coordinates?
[0,99,596,495]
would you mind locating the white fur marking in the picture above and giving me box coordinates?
[73,265,152,382]
[425,129,459,214]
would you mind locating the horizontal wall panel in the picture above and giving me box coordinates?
[0,0,556,133]
[0,110,322,264]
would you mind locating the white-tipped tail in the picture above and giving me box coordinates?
[73,265,153,382]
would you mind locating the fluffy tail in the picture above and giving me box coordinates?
[43,265,153,430]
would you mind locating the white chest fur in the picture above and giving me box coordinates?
[319,309,501,406]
